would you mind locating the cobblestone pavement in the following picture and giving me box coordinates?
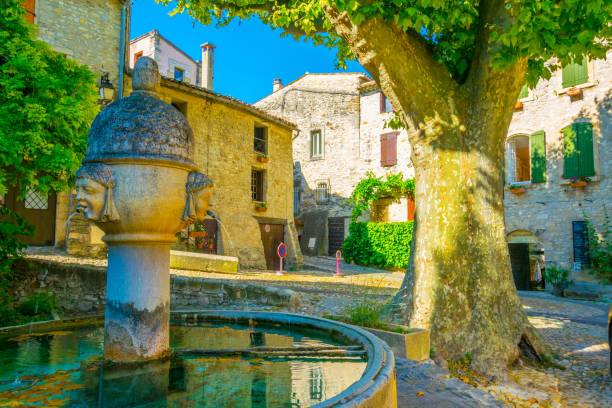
[22,249,612,407]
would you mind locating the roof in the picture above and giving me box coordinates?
[158,76,297,130]
[254,72,371,104]
[130,30,200,64]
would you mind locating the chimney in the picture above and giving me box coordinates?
[273,78,283,92]
[200,42,215,90]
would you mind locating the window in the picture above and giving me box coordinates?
[174,67,184,81]
[572,221,589,265]
[254,126,267,154]
[24,189,48,210]
[24,0,35,24]
[380,93,393,113]
[562,122,594,179]
[251,170,264,202]
[133,51,143,65]
[310,130,322,158]
[315,183,329,204]
[293,184,301,216]
[310,367,323,400]
[562,57,589,88]
[380,132,398,167]
[506,132,547,184]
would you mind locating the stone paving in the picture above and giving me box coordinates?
[20,249,612,407]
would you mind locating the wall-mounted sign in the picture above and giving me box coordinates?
[264,224,270,232]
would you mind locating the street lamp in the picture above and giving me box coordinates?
[98,73,115,106]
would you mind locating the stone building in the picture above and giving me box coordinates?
[254,74,415,256]
[504,51,612,285]
[4,0,128,248]
[67,39,302,270]
[129,30,211,89]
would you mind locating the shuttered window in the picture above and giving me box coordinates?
[518,84,529,99]
[562,57,589,88]
[24,0,35,23]
[563,122,594,178]
[380,132,398,167]
[530,131,546,183]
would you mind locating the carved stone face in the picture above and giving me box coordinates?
[194,187,212,222]
[75,177,106,221]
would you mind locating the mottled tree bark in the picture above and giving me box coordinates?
[324,1,547,378]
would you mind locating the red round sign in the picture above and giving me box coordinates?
[336,250,342,260]
[277,243,287,258]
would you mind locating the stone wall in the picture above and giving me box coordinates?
[505,51,612,282]
[10,259,299,316]
[34,0,124,249]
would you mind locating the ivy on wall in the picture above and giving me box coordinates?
[347,172,415,222]
[342,222,413,269]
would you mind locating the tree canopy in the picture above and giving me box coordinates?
[0,0,98,198]
[164,0,611,86]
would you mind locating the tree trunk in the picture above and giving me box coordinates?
[389,121,547,378]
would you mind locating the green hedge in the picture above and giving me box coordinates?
[342,222,413,269]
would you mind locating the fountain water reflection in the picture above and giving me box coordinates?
[0,321,366,407]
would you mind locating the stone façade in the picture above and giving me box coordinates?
[504,51,612,282]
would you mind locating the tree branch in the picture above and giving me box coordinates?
[322,5,460,130]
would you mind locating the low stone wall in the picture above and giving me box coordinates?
[10,259,299,316]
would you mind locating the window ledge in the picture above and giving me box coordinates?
[506,181,531,188]
[310,156,324,161]
[556,80,598,96]
[559,175,600,186]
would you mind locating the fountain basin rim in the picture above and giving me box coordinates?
[0,311,395,408]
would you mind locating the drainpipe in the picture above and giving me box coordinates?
[118,0,133,99]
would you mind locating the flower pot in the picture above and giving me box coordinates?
[257,156,269,163]
[510,187,525,195]
[514,101,523,110]
[567,87,582,97]
[295,219,303,225]
[551,286,564,297]
[188,231,207,237]
[570,181,587,187]
[255,206,267,213]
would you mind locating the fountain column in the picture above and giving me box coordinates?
[74,57,212,362]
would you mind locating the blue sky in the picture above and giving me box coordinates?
[130,0,368,103]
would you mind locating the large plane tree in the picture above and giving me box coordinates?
[162,0,612,377]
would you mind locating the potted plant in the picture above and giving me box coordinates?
[207,238,214,249]
[514,100,523,110]
[545,265,573,297]
[567,87,582,97]
[256,153,269,163]
[255,202,267,212]
[570,176,590,187]
[508,184,525,195]
[188,223,207,238]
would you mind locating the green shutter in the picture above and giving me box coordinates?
[576,122,594,177]
[530,131,546,183]
[518,84,529,99]
[563,125,579,178]
[562,57,589,88]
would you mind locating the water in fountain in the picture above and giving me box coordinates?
[212,214,237,259]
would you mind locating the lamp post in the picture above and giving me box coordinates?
[98,72,115,106]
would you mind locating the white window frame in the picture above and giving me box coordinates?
[315,182,329,204]
[310,129,323,159]
[506,135,531,185]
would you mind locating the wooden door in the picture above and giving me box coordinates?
[5,187,56,246]
[259,223,284,270]
[508,243,530,291]
[328,217,345,256]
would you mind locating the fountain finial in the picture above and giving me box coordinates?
[132,56,160,93]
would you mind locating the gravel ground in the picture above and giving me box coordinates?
[21,249,612,407]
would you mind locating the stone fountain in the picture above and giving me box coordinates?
[0,56,399,407]
[74,57,212,362]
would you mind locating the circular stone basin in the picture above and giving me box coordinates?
[0,311,395,407]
